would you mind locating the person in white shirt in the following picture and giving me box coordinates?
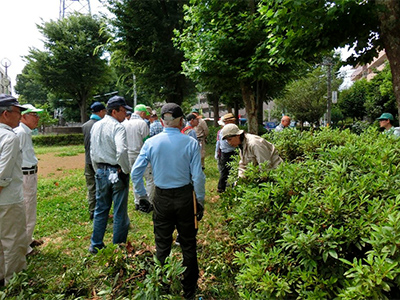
[123,104,154,210]
[14,104,44,254]
[0,94,28,286]
[89,96,131,254]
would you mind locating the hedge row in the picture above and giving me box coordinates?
[32,134,84,146]
[223,127,400,299]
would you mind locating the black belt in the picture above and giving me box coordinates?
[97,163,120,169]
[22,165,38,175]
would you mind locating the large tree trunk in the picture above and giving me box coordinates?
[240,81,258,134]
[376,0,400,118]
[79,96,88,123]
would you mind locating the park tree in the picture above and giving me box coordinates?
[20,13,112,122]
[177,0,301,133]
[106,0,194,105]
[14,63,49,105]
[339,79,369,121]
[263,0,400,118]
[275,67,331,127]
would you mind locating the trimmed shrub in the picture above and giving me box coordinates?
[33,134,84,146]
[222,127,400,299]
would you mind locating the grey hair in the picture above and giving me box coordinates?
[162,116,182,128]
[0,106,13,115]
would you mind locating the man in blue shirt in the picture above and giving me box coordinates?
[131,103,205,299]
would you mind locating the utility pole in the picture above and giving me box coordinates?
[133,74,137,108]
[323,57,333,127]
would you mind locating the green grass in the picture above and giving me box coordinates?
[0,143,238,299]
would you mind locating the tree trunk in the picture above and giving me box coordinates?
[376,0,400,118]
[213,94,219,127]
[79,96,88,123]
[240,81,258,134]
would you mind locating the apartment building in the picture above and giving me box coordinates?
[351,50,387,81]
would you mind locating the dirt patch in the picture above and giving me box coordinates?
[37,152,85,177]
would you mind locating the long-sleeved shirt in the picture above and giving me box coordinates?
[14,122,38,168]
[150,120,163,137]
[90,115,130,174]
[194,118,209,140]
[82,114,101,164]
[0,123,24,205]
[238,133,282,177]
[215,128,236,159]
[131,127,206,205]
[122,113,150,164]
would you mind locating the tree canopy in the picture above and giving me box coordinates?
[20,13,112,122]
[177,0,304,133]
[106,0,195,105]
[262,0,400,117]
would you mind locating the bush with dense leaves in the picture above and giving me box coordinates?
[222,127,400,299]
[33,134,83,146]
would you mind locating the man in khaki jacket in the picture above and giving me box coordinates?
[221,124,282,177]
[191,108,209,169]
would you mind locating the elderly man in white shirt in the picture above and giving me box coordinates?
[89,96,131,254]
[14,104,44,254]
[0,94,28,286]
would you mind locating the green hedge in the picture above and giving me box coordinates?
[33,134,84,146]
[223,127,400,299]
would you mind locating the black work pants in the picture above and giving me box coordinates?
[217,151,235,192]
[153,184,198,296]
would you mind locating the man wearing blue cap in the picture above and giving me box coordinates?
[0,94,28,285]
[377,112,400,137]
[14,104,44,253]
[89,96,131,254]
[82,102,106,220]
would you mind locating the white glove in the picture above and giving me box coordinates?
[108,171,119,184]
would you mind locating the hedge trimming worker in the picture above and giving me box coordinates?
[82,101,106,220]
[377,112,400,137]
[89,96,131,254]
[221,123,283,177]
[131,103,206,300]
[14,104,44,255]
[0,94,28,286]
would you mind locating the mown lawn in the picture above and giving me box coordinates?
[1,143,238,299]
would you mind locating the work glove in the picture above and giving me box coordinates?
[108,171,119,184]
[196,202,204,221]
[139,197,153,213]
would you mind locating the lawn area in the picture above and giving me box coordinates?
[1,143,237,299]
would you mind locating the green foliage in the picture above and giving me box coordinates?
[22,13,112,122]
[32,134,84,146]
[107,0,194,105]
[275,66,339,125]
[223,128,400,298]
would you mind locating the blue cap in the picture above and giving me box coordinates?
[0,94,27,111]
[106,96,132,111]
[90,101,106,112]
